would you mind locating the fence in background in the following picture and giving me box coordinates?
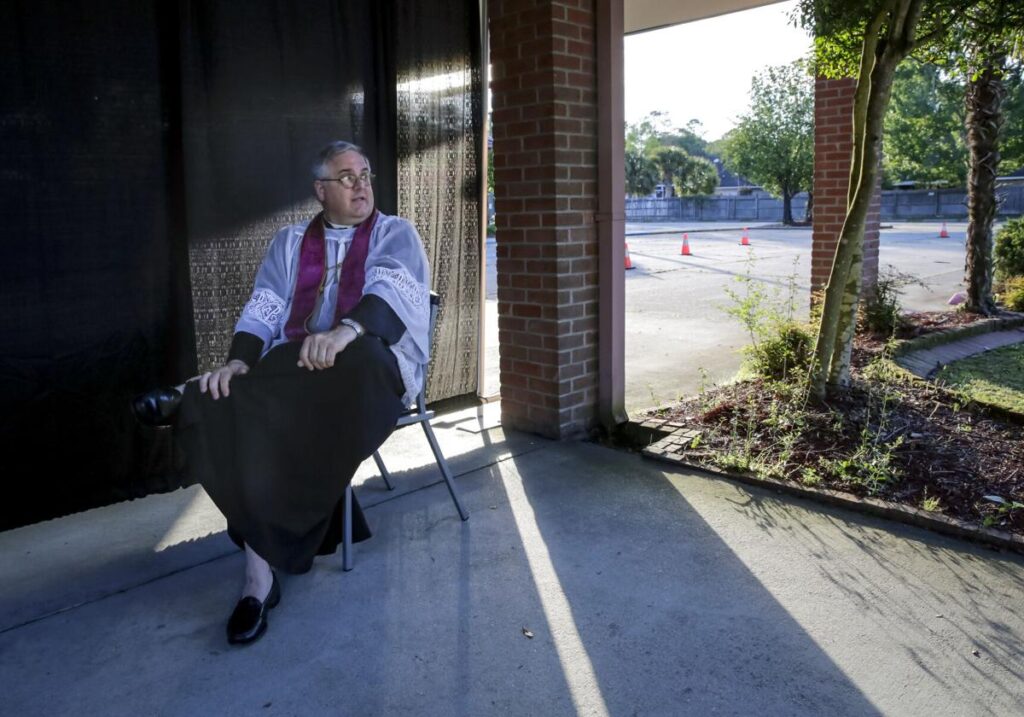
[625,185,1024,223]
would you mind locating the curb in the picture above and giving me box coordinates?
[634,423,1024,557]
[624,224,788,236]
[892,313,1024,359]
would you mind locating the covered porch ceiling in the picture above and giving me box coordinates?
[625,0,785,35]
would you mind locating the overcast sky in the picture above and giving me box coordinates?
[624,0,812,142]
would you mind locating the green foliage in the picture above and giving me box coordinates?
[1002,67,1024,173]
[651,147,691,189]
[858,267,925,336]
[981,496,1024,528]
[745,323,815,381]
[883,61,967,188]
[625,111,714,196]
[994,217,1024,281]
[719,61,813,220]
[672,155,719,196]
[625,148,659,197]
[725,256,813,381]
[996,275,1024,311]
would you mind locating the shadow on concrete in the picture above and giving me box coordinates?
[2,422,1023,715]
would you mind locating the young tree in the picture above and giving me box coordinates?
[798,0,977,400]
[719,62,814,225]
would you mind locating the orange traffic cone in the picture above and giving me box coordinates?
[624,242,634,270]
[680,234,691,256]
[740,227,750,246]
[939,221,950,238]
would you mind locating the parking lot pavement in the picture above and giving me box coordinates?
[483,222,976,413]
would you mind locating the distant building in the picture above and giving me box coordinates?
[709,156,764,196]
[998,167,1024,185]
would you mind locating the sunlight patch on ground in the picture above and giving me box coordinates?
[498,466,611,717]
[153,490,225,552]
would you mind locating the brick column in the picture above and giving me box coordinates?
[812,77,879,296]
[488,0,600,438]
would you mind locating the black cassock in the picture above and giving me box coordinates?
[176,335,405,574]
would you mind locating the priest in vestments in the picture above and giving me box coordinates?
[136,141,430,645]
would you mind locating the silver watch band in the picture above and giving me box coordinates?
[340,318,365,337]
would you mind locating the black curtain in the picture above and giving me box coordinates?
[0,0,480,530]
[0,0,190,529]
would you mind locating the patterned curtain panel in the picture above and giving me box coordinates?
[393,0,483,401]
[179,0,396,373]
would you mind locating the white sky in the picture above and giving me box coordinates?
[624,0,812,142]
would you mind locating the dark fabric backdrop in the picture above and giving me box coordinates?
[395,0,483,401]
[0,0,481,530]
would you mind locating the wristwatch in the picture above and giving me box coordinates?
[340,318,365,337]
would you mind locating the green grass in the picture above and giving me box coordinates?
[936,344,1024,414]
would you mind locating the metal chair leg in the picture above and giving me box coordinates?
[342,482,353,571]
[372,451,395,490]
[420,420,469,521]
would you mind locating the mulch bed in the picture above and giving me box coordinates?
[636,311,1024,535]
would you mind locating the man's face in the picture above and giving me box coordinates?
[314,150,375,225]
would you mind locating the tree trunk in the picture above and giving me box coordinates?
[811,0,923,400]
[782,188,794,225]
[963,53,1005,316]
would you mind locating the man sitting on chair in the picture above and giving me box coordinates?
[134,140,430,645]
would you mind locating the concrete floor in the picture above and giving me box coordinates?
[3,403,1023,716]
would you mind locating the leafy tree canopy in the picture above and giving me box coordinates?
[625,111,716,196]
[883,60,967,187]
[719,61,814,219]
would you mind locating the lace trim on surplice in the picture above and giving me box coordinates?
[365,266,428,308]
[241,288,286,331]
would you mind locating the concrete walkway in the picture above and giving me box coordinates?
[2,404,1024,716]
[897,327,1024,378]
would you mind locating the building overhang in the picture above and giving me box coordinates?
[625,0,785,35]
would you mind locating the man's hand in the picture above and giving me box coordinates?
[298,325,358,371]
[199,359,250,400]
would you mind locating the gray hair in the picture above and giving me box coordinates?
[312,140,370,179]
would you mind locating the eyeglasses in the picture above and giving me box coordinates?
[317,171,375,189]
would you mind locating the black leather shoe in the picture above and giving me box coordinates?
[131,386,183,427]
[226,573,281,645]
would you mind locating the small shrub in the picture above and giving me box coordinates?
[858,267,924,336]
[994,217,1024,281]
[743,322,814,380]
[996,275,1024,312]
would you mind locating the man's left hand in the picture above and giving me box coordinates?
[298,325,358,370]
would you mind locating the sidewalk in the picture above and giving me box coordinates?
[897,327,1024,378]
[2,403,1023,716]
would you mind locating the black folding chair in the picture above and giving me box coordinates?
[342,292,469,571]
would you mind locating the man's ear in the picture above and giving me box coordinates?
[313,180,326,203]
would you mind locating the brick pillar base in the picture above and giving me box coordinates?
[489,0,600,439]
[812,77,879,298]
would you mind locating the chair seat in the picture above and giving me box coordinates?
[395,408,435,427]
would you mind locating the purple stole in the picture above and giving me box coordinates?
[283,210,378,341]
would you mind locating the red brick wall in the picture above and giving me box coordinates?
[488,0,600,438]
[812,77,880,296]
